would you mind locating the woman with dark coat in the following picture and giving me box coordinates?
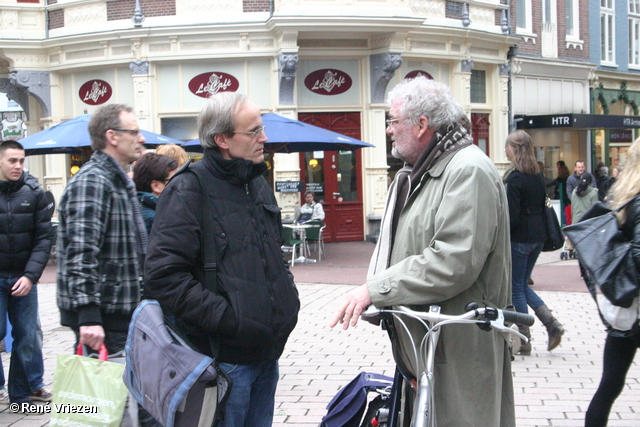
[504,130,565,355]
[585,138,640,427]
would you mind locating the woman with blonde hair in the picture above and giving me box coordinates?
[585,138,640,427]
[156,143,189,166]
[504,130,564,355]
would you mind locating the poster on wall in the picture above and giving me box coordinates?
[79,80,113,105]
[304,69,352,95]
[188,72,239,98]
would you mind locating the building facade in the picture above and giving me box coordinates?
[0,0,517,241]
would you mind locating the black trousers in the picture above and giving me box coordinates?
[585,331,640,427]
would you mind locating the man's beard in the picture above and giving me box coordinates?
[391,145,405,162]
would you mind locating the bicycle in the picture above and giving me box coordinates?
[358,303,535,427]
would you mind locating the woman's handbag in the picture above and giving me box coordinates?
[597,294,639,332]
[51,344,129,427]
[563,197,640,308]
[542,196,564,252]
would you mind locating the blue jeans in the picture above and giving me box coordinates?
[0,313,45,393]
[511,242,546,315]
[217,360,279,427]
[0,277,43,403]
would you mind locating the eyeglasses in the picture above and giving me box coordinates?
[233,125,266,139]
[111,128,140,136]
[385,117,410,127]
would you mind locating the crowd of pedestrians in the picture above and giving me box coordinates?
[0,77,637,427]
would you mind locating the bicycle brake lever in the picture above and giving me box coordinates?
[488,311,530,342]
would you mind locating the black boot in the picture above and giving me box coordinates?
[518,326,532,356]
[534,305,564,351]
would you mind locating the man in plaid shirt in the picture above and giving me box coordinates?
[57,104,161,426]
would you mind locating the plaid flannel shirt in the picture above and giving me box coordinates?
[57,150,142,319]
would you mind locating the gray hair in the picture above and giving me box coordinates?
[198,92,249,150]
[386,77,463,129]
[88,104,134,151]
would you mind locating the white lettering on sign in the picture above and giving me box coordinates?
[311,70,346,93]
[196,74,232,96]
[83,81,108,103]
[551,116,570,126]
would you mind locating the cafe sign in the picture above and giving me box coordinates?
[304,69,352,95]
[188,72,239,98]
[79,80,112,105]
[405,70,434,80]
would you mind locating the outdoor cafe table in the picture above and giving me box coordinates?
[283,223,317,264]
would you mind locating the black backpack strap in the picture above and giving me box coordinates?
[184,160,221,358]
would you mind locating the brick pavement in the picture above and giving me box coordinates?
[1,244,639,426]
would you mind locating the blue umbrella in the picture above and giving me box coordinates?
[19,114,184,155]
[181,113,374,153]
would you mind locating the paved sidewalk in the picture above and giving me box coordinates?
[2,243,638,426]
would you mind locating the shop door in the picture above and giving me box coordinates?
[471,113,490,156]
[298,112,364,242]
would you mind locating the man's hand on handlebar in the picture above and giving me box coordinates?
[330,283,372,330]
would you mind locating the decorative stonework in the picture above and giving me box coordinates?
[65,4,107,26]
[130,61,149,76]
[177,0,241,14]
[180,40,240,51]
[0,71,51,118]
[370,53,403,103]
[469,5,494,26]
[66,49,104,61]
[410,40,447,51]
[461,59,474,73]
[499,62,510,76]
[10,55,48,67]
[0,11,19,30]
[278,53,299,105]
[409,0,445,17]
[112,46,132,56]
[149,43,171,52]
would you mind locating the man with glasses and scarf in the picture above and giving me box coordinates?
[145,92,299,427]
[57,104,160,426]
[331,77,514,427]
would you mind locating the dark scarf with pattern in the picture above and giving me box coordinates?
[368,121,472,276]
[391,122,473,240]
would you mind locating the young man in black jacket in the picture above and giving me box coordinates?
[145,92,300,427]
[0,140,52,406]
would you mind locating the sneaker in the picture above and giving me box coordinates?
[0,388,8,404]
[30,387,52,402]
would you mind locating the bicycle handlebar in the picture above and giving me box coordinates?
[501,310,535,326]
[362,304,535,328]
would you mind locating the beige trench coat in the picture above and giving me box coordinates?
[368,145,515,427]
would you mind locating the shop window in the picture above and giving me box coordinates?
[470,70,486,104]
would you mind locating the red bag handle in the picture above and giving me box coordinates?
[75,343,109,361]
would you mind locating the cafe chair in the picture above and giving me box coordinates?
[303,220,326,260]
[281,226,304,266]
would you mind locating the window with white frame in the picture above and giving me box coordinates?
[566,0,579,37]
[630,0,640,66]
[516,0,533,35]
[601,0,615,65]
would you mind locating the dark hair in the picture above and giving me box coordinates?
[133,153,178,193]
[556,160,566,168]
[576,171,593,197]
[88,104,134,151]
[0,140,24,157]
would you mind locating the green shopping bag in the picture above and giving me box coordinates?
[50,344,128,427]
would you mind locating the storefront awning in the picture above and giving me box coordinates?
[515,114,640,130]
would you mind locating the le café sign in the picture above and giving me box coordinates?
[188,72,239,98]
[304,69,352,95]
[79,80,112,105]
